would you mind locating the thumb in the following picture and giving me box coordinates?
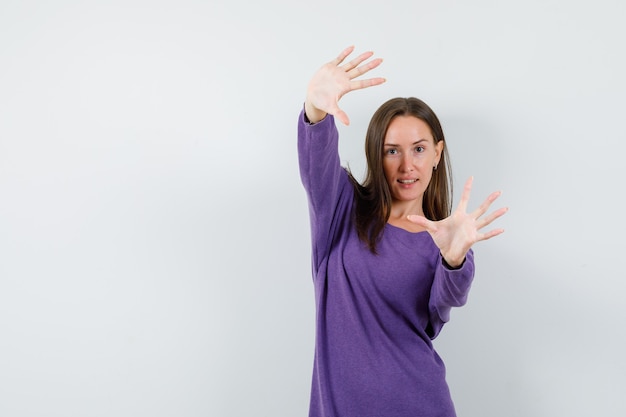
[407,214,427,225]
[334,107,350,126]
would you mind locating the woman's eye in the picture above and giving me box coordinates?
[415,146,424,153]
[386,149,398,155]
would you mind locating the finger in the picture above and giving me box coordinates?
[347,57,383,79]
[325,101,347,123]
[341,51,375,72]
[470,190,502,219]
[407,214,436,231]
[350,76,387,92]
[336,109,350,126]
[457,176,473,213]
[333,45,356,66]
[477,227,505,242]
[478,206,509,230]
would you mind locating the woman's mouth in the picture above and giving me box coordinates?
[398,179,418,184]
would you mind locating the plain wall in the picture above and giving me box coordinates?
[1,1,625,416]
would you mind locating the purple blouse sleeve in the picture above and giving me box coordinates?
[427,249,475,338]
[297,109,352,270]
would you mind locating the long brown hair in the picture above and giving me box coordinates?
[347,97,452,253]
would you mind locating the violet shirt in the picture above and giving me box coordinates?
[298,110,475,417]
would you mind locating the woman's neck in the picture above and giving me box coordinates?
[387,200,425,233]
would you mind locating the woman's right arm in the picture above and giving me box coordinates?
[298,105,347,269]
[298,46,386,267]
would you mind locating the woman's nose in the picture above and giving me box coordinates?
[399,154,414,172]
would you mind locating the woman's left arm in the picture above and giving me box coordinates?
[426,249,475,338]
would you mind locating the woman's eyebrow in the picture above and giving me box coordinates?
[384,139,428,147]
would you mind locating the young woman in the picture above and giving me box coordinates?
[298,46,507,417]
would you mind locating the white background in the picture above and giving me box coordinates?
[1,1,625,416]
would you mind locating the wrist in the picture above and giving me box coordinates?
[304,102,327,124]
[442,254,465,270]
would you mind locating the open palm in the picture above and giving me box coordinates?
[408,177,508,268]
[305,46,386,125]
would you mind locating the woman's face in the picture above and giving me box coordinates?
[382,115,443,207]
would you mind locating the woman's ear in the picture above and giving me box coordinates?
[435,140,444,165]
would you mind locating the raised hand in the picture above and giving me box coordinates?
[407,177,508,268]
[305,45,386,126]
